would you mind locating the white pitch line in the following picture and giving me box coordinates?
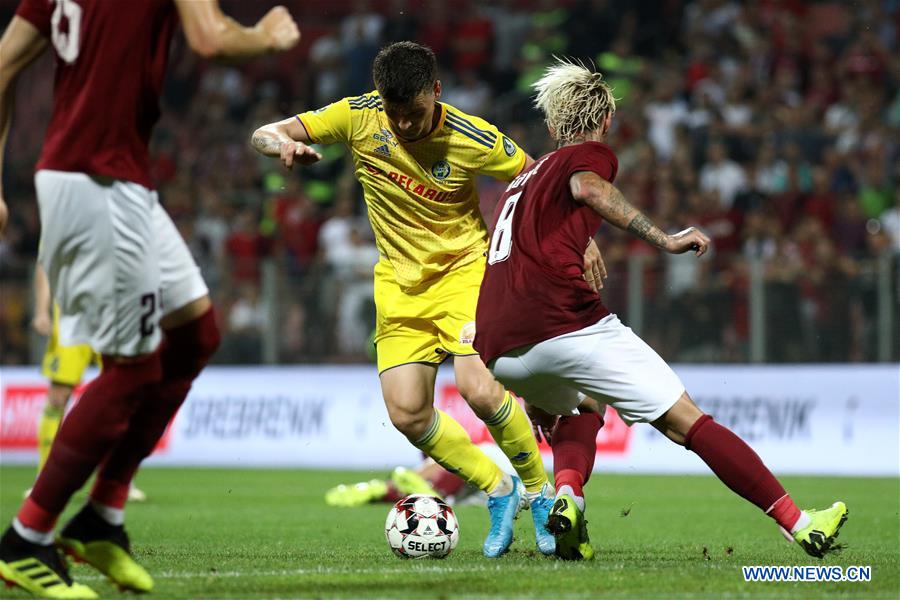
[73,562,573,581]
[72,560,709,582]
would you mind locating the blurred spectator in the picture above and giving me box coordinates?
[700,141,746,208]
[226,208,266,283]
[309,34,345,106]
[224,284,267,363]
[327,226,379,355]
[271,179,323,274]
[342,0,384,95]
[880,192,900,256]
[644,74,689,161]
[451,2,493,73]
[441,70,490,116]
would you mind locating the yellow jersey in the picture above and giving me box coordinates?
[297,91,526,288]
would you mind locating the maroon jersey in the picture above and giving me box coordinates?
[474,142,618,364]
[16,0,178,188]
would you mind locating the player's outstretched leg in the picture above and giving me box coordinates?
[657,394,848,558]
[547,413,602,560]
[94,305,219,503]
[0,354,161,599]
[455,356,553,555]
[325,479,391,507]
[63,305,218,590]
[325,463,464,507]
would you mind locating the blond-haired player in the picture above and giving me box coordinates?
[252,42,605,557]
[28,264,146,503]
[475,58,848,561]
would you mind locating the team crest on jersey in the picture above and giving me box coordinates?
[502,136,516,157]
[431,160,451,180]
[459,321,476,345]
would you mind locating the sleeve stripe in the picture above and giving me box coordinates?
[444,122,494,149]
[349,98,379,107]
[445,113,497,143]
[349,95,382,108]
[349,96,383,111]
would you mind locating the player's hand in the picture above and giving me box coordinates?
[665,227,711,257]
[525,403,558,445]
[31,312,51,336]
[0,196,7,237]
[279,141,322,169]
[258,6,300,52]
[582,237,607,293]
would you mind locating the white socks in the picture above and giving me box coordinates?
[90,500,125,526]
[789,510,811,534]
[524,482,555,503]
[556,485,586,512]
[12,518,54,546]
[488,474,514,498]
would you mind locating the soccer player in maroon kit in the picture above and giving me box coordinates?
[0,1,299,597]
[474,59,848,561]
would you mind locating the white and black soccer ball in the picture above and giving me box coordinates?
[384,494,459,559]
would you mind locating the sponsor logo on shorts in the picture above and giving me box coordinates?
[431,160,451,180]
[459,321,476,345]
[502,136,516,156]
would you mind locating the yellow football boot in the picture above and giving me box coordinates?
[325,479,389,507]
[390,467,439,497]
[57,505,153,593]
[791,501,848,558]
[546,495,594,561]
[0,527,97,599]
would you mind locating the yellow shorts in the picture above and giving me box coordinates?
[374,256,484,373]
[41,305,101,386]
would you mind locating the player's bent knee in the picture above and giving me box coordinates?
[457,379,503,418]
[194,315,221,362]
[162,306,220,380]
[386,405,432,440]
[656,395,707,446]
[161,295,213,330]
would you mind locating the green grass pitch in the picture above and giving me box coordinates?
[1,466,897,598]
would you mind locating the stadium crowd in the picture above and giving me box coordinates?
[1,0,897,365]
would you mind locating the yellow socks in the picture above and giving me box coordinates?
[413,409,504,494]
[37,404,64,472]
[484,392,548,493]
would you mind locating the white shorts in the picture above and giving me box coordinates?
[36,170,208,356]
[488,314,685,425]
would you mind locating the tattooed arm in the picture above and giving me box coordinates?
[250,116,322,169]
[569,171,710,255]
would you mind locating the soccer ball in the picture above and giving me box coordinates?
[384,494,459,558]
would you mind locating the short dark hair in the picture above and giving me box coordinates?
[372,42,437,104]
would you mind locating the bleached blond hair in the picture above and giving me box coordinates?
[533,58,616,145]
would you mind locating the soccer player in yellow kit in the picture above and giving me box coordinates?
[252,42,577,557]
